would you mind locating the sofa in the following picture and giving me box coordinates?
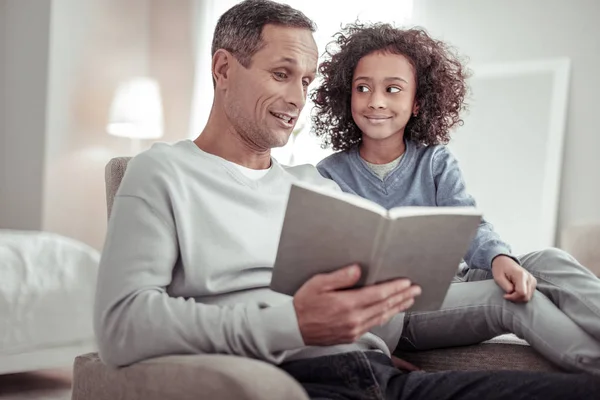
[72,157,600,400]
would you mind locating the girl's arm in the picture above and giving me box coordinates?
[432,146,519,270]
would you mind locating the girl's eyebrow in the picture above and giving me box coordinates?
[353,76,409,84]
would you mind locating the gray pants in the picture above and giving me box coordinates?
[398,248,600,374]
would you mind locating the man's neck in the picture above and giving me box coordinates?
[194,113,271,170]
[359,132,406,165]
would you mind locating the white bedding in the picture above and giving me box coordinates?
[0,230,100,356]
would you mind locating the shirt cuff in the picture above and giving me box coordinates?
[257,300,305,354]
[483,244,518,269]
[491,253,520,267]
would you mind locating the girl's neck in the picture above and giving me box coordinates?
[359,133,406,165]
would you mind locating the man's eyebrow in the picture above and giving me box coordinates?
[353,76,409,84]
[275,57,317,77]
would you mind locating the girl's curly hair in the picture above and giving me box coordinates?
[311,23,470,151]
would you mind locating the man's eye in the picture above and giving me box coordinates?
[273,72,287,80]
[388,86,401,93]
[357,85,370,93]
[302,80,310,88]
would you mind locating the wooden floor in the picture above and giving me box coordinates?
[0,369,71,400]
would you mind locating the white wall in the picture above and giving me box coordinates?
[0,0,51,230]
[411,0,600,241]
[0,1,5,220]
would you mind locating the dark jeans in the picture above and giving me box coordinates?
[279,351,600,400]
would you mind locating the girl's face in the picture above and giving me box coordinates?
[351,51,418,143]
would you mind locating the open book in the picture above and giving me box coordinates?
[270,181,482,311]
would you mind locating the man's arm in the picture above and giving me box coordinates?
[94,193,304,367]
[95,193,420,367]
[432,147,517,270]
[94,154,420,368]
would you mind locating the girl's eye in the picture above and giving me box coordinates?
[274,72,287,80]
[388,86,401,93]
[302,80,310,88]
[357,85,370,93]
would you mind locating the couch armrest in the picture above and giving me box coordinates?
[561,223,600,276]
[72,353,309,400]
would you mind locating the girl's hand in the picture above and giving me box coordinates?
[491,256,537,302]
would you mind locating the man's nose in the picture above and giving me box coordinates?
[286,80,306,110]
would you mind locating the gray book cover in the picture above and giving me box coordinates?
[271,182,482,311]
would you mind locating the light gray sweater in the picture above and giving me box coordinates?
[94,140,403,367]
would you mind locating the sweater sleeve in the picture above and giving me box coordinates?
[316,162,333,180]
[93,155,305,368]
[432,147,517,270]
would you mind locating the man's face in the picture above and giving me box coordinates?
[351,51,418,143]
[224,25,318,150]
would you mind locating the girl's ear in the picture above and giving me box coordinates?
[412,102,420,117]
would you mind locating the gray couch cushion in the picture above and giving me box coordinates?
[561,224,600,276]
[72,352,309,400]
[394,334,561,372]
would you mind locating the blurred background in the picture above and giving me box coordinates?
[1,0,599,252]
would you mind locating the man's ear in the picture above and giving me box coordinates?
[212,49,233,89]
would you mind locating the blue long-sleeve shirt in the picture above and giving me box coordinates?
[316,141,514,271]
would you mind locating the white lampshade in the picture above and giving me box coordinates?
[107,77,164,140]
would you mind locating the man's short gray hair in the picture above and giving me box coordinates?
[212,0,316,68]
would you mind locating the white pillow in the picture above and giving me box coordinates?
[0,229,100,297]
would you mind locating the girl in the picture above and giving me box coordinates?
[312,22,600,375]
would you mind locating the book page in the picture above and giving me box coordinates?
[374,213,482,311]
[270,184,384,295]
[388,206,481,220]
[292,181,387,216]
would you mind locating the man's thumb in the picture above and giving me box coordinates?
[319,264,362,291]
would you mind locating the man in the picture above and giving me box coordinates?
[94,1,600,398]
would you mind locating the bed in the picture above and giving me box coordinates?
[0,229,100,374]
